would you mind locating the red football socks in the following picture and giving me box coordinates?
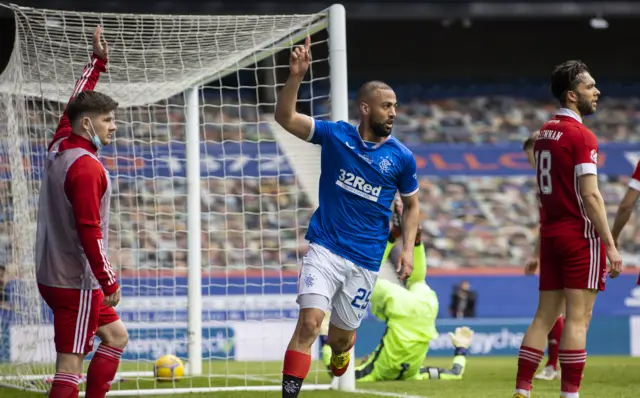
[282,350,311,398]
[559,349,587,394]
[515,345,544,391]
[49,372,79,398]
[546,317,564,369]
[85,344,123,398]
[283,349,311,379]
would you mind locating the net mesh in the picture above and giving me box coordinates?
[4,5,329,107]
[0,4,338,394]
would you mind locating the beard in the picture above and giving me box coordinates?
[371,120,392,137]
[576,94,595,116]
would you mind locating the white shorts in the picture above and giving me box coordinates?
[297,243,378,330]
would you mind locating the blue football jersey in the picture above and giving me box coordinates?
[305,119,419,272]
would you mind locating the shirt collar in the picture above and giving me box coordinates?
[67,133,99,155]
[556,108,582,124]
[355,124,391,149]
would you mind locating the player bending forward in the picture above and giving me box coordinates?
[275,37,420,398]
[522,136,565,381]
[611,159,640,286]
[35,26,128,398]
[320,199,474,382]
[513,61,622,398]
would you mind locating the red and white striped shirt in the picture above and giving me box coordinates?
[35,54,118,295]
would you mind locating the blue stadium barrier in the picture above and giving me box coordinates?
[2,275,639,362]
[3,274,638,322]
[355,316,631,358]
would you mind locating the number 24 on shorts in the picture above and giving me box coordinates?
[351,288,371,310]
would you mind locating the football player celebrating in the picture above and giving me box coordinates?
[275,37,420,398]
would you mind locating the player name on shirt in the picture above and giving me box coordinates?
[538,129,563,141]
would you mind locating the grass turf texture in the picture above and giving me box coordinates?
[1,356,638,397]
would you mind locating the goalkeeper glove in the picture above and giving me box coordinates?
[449,326,474,352]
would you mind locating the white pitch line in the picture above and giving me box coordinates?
[350,389,428,398]
[224,374,282,384]
[230,374,429,397]
[4,372,427,397]
[5,372,280,386]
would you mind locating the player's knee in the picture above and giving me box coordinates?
[112,328,129,349]
[563,307,591,341]
[563,318,588,342]
[296,313,323,344]
[533,308,560,329]
[56,352,84,374]
[565,302,594,327]
[534,291,564,325]
[565,288,597,318]
[300,317,322,337]
[582,307,594,328]
[97,320,129,349]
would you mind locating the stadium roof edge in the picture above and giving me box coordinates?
[3,1,640,18]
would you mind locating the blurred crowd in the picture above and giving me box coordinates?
[322,95,640,145]
[18,92,640,145]
[416,174,640,269]
[2,92,640,274]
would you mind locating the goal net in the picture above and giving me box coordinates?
[0,3,352,395]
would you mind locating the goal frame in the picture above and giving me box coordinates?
[174,4,352,393]
[180,3,351,392]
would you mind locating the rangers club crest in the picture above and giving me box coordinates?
[379,157,392,174]
[304,273,316,288]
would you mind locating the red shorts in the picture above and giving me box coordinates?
[38,284,120,354]
[539,235,606,291]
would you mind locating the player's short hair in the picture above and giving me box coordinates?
[356,80,393,103]
[550,60,590,105]
[66,91,119,126]
[522,137,535,151]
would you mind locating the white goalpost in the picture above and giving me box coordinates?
[0,2,355,395]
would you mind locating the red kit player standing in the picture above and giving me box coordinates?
[513,61,622,398]
[522,135,565,381]
[611,160,640,285]
[35,26,128,398]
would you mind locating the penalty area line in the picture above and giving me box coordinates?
[349,389,428,398]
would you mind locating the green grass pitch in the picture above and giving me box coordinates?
[1,356,638,397]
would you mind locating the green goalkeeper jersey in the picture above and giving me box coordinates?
[359,242,440,380]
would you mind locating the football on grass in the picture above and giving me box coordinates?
[154,354,185,381]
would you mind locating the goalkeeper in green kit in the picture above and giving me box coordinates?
[320,197,474,382]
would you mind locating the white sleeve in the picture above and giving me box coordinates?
[574,163,597,177]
